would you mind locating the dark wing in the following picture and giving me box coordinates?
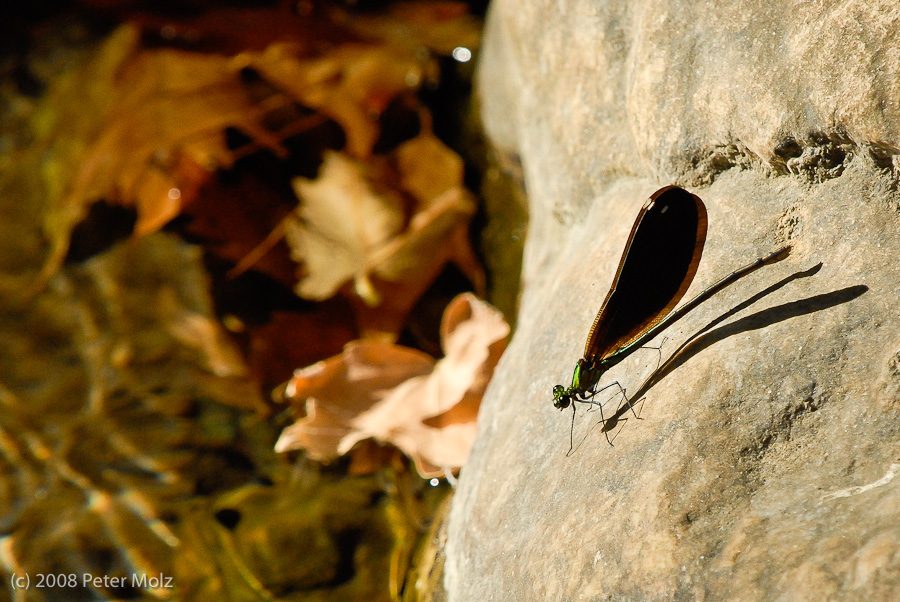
[583,186,707,361]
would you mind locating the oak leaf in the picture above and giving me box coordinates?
[274,293,509,478]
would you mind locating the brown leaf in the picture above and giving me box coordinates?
[275,293,509,478]
[285,133,481,338]
[33,18,438,288]
[180,169,299,289]
[34,25,284,285]
[246,305,357,390]
[376,133,484,297]
[65,46,283,234]
[284,151,406,305]
[274,341,436,460]
[247,43,425,159]
[394,132,465,206]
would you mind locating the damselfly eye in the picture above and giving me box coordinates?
[552,385,570,409]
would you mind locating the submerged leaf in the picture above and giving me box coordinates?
[285,152,406,305]
[30,15,438,289]
[275,341,436,459]
[247,42,424,159]
[285,133,481,337]
[332,1,482,57]
[275,294,509,478]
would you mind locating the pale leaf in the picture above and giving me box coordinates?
[275,294,509,478]
[285,152,405,304]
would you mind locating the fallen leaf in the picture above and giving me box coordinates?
[245,303,358,390]
[393,132,466,205]
[64,45,285,236]
[32,24,290,287]
[274,340,436,459]
[285,151,406,305]
[180,168,300,289]
[285,133,482,338]
[30,10,449,289]
[247,42,425,159]
[275,293,509,478]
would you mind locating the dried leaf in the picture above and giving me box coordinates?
[285,151,406,304]
[394,132,465,205]
[285,133,481,338]
[247,42,424,159]
[246,305,357,389]
[64,47,281,235]
[275,293,509,478]
[181,169,299,289]
[32,16,438,288]
[275,341,436,459]
[33,25,284,286]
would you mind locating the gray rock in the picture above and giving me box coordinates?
[447,1,900,599]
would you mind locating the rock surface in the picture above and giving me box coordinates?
[447,1,900,600]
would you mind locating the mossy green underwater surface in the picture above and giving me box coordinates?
[0,230,450,601]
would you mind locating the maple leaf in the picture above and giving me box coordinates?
[284,151,406,304]
[274,293,509,478]
[284,133,482,337]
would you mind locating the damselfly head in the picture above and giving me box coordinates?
[552,385,571,410]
